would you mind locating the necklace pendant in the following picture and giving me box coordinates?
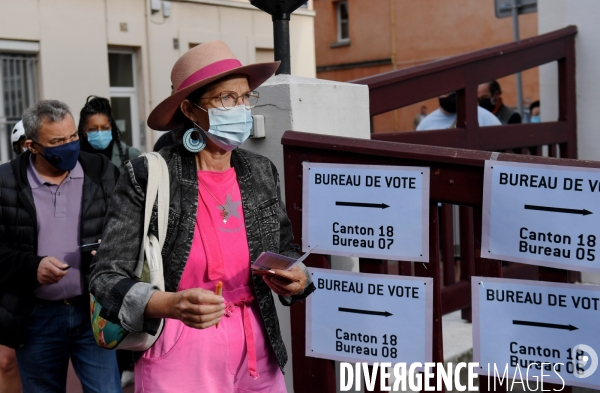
[220,207,228,223]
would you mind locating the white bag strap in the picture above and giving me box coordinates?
[146,152,169,248]
[134,152,169,285]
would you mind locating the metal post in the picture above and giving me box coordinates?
[250,0,305,76]
[512,0,525,117]
[273,15,291,75]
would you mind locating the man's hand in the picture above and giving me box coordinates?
[171,288,225,329]
[91,239,101,257]
[262,266,307,296]
[37,256,69,285]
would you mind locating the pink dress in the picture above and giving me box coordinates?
[134,168,286,393]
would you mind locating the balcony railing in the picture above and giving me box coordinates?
[352,26,577,159]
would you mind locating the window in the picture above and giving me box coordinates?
[337,1,349,42]
[256,48,275,63]
[0,54,38,162]
[108,50,141,150]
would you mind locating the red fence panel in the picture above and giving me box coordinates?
[283,130,598,392]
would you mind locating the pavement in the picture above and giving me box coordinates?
[442,310,473,364]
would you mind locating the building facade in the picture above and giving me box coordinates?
[539,0,599,162]
[0,0,316,163]
[313,0,539,133]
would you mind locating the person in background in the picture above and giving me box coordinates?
[153,129,182,152]
[413,105,428,129]
[78,97,138,388]
[416,92,501,131]
[0,120,27,393]
[477,80,522,124]
[78,96,141,168]
[153,85,182,152]
[11,121,26,155]
[0,344,20,393]
[0,123,25,393]
[0,100,122,392]
[529,100,540,123]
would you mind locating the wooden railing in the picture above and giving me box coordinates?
[352,26,578,158]
[348,27,579,317]
[283,130,593,393]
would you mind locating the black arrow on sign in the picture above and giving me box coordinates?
[338,307,393,317]
[513,320,578,331]
[336,201,390,209]
[524,204,592,216]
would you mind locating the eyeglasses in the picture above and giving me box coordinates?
[201,91,259,111]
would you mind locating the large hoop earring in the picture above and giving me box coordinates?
[183,128,206,153]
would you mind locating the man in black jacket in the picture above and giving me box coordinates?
[477,80,522,124]
[0,100,122,392]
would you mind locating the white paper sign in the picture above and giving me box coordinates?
[482,161,600,273]
[473,277,600,390]
[302,163,429,262]
[306,268,433,365]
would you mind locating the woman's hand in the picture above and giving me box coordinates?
[262,266,307,297]
[171,288,226,329]
[147,289,225,329]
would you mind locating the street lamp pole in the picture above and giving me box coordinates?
[250,0,306,75]
[512,0,525,117]
[273,14,292,75]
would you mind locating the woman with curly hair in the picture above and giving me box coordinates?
[78,96,141,168]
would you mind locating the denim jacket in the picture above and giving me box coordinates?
[89,145,315,371]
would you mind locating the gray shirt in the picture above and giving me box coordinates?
[27,155,84,300]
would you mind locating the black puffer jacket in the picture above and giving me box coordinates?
[0,151,119,349]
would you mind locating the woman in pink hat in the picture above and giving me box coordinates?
[90,40,315,392]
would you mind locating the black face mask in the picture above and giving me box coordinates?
[479,97,495,112]
[438,93,457,114]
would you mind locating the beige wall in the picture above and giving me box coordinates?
[539,0,600,161]
[0,0,110,121]
[39,0,111,113]
[538,0,600,286]
[0,0,316,152]
[0,0,41,41]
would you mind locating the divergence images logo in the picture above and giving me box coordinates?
[574,344,598,379]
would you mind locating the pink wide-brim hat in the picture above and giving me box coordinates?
[148,40,280,130]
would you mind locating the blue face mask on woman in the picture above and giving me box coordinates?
[530,116,541,123]
[37,140,80,171]
[192,103,252,151]
[88,130,113,150]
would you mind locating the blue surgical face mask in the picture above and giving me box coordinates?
[192,103,252,151]
[530,115,541,123]
[36,139,80,171]
[87,130,113,150]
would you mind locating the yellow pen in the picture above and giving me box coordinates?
[215,281,223,328]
